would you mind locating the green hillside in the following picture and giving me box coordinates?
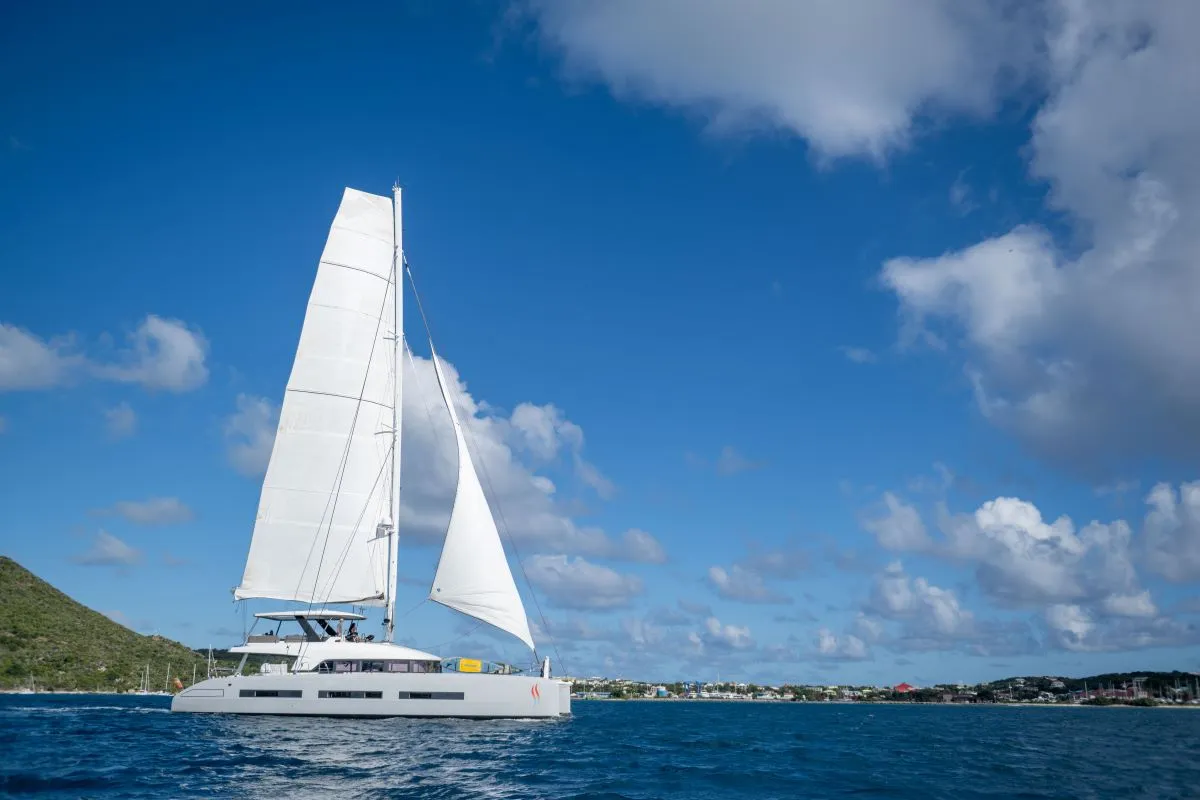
[0,556,213,692]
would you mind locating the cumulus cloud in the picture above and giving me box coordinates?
[690,616,754,654]
[104,401,137,439]
[882,3,1200,471]
[389,353,661,561]
[1045,603,1198,653]
[707,564,791,604]
[223,394,279,477]
[524,554,643,610]
[869,561,975,638]
[507,401,615,498]
[0,323,82,390]
[706,545,805,604]
[816,628,870,661]
[524,0,1035,161]
[95,497,194,526]
[864,492,931,551]
[72,530,141,566]
[0,315,208,394]
[858,484,1200,655]
[1143,480,1200,583]
[93,315,208,392]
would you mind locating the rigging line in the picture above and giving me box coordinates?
[420,620,484,653]
[313,440,393,611]
[397,597,428,621]
[404,260,568,677]
[294,261,396,610]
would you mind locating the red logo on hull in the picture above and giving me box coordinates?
[531,683,541,701]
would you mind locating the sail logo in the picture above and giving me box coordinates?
[531,683,541,702]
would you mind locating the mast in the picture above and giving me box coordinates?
[384,183,404,641]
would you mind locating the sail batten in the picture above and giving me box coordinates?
[236,188,396,606]
[427,352,536,651]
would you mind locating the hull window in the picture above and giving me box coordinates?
[397,692,464,700]
[239,689,303,698]
[317,690,383,699]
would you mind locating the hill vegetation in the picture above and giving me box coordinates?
[0,556,215,691]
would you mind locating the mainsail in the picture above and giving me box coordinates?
[236,188,395,605]
[427,352,536,651]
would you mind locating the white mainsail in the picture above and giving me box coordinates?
[427,352,536,651]
[236,188,395,606]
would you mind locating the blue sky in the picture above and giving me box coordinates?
[3,1,1199,686]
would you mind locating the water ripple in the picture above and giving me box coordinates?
[1,696,1199,798]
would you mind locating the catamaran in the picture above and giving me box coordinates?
[172,186,570,718]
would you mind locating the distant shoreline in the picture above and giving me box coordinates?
[577,697,1199,709]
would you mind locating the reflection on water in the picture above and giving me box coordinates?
[3,694,1200,799]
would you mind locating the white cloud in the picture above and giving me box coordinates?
[72,530,141,566]
[687,445,760,476]
[706,564,791,605]
[692,616,754,654]
[506,400,614,498]
[524,554,643,610]
[948,171,976,214]
[104,401,137,439]
[1143,480,1200,583]
[839,346,878,364]
[868,561,974,638]
[0,323,81,390]
[816,628,870,661]
[1101,590,1157,619]
[716,446,758,476]
[524,0,1034,161]
[882,4,1200,470]
[860,486,1200,656]
[223,394,279,477]
[936,496,1142,609]
[0,315,207,394]
[864,492,931,551]
[92,315,208,392]
[617,529,667,564]
[391,353,659,561]
[99,497,194,526]
[1043,601,1195,653]
[1045,603,1094,651]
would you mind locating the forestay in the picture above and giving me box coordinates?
[428,352,536,651]
[236,188,394,605]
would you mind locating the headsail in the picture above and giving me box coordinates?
[236,188,395,606]
[427,352,536,651]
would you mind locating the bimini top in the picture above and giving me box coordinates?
[254,610,366,621]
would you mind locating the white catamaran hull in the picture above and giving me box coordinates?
[172,673,571,719]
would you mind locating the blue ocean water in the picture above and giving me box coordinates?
[2,695,1198,799]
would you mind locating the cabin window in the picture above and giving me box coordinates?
[239,689,302,698]
[398,691,463,700]
[318,690,382,699]
[310,659,442,674]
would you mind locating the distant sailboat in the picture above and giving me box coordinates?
[172,186,569,718]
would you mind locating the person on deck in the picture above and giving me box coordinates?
[346,622,358,642]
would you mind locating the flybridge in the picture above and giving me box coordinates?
[254,611,365,621]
